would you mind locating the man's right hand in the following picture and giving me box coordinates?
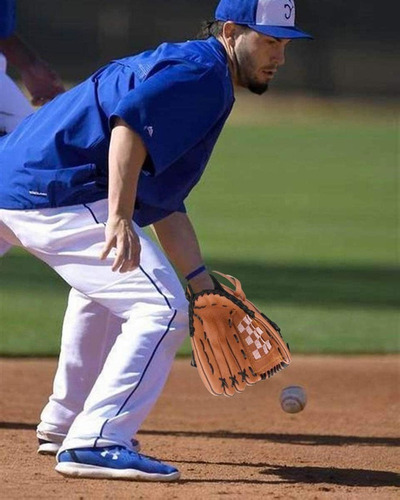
[100,217,141,273]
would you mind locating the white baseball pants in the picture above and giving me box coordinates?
[37,289,126,445]
[0,199,188,451]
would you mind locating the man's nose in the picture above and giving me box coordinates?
[273,46,286,67]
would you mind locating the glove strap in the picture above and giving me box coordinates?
[212,271,247,301]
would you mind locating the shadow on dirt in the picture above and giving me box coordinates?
[0,422,398,448]
[140,428,400,447]
[177,462,400,487]
[1,422,398,487]
[259,464,400,487]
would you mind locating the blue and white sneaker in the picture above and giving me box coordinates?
[55,446,180,481]
[38,437,141,455]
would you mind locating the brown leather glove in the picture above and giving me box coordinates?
[186,271,292,397]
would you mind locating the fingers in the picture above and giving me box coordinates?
[100,226,141,273]
[100,237,115,261]
[111,235,141,273]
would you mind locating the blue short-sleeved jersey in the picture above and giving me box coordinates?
[0,37,234,226]
[0,0,16,38]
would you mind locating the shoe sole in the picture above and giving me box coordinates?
[37,442,62,456]
[55,462,180,481]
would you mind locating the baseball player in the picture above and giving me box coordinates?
[0,0,311,482]
[0,0,64,135]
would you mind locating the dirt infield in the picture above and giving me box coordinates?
[1,356,399,499]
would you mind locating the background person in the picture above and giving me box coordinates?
[0,0,64,135]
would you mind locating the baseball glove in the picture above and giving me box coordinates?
[186,271,291,397]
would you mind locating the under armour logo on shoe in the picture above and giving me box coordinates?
[101,449,120,460]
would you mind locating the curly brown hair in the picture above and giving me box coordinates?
[196,20,225,39]
[196,20,250,40]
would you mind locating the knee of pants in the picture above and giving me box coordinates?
[167,292,190,344]
[171,287,189,319]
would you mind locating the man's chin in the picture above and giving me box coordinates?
[247,82,269,95]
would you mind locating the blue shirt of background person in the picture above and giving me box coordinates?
[0,0,16,38]
[0,37,234,227]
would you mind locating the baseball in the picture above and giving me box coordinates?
[280,385,307,413]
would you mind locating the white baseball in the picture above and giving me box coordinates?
[280,385,307,413]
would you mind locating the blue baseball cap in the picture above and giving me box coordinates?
[215,0,312,39]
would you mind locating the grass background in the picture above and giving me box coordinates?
[0,94,398,356]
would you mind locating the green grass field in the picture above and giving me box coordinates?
[1,101,398,356]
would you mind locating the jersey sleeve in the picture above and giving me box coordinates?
[0,0,16,38]
[133,201,186,227]
[110,61,227,176]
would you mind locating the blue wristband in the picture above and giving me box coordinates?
[185,265,207,281]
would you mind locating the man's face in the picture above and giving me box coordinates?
[233,29,290,95]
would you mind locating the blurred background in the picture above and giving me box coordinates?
[11,0,400,96]
[1,0,399,356]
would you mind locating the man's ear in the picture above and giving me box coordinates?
[222,21,239,48]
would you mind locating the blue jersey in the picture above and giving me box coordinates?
[0,0,16,38]
[0,37,234,226]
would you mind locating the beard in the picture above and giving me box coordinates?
[247,80,270,95]
[234,45,270,95]
[233,41,269,95]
